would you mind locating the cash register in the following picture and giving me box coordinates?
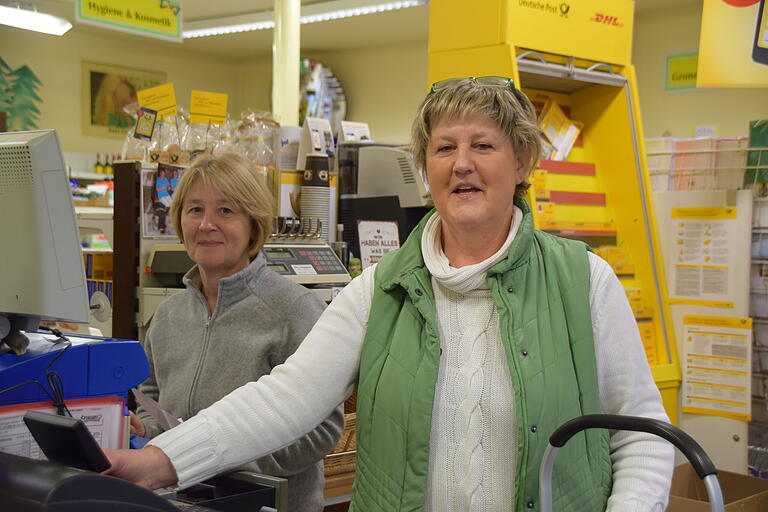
[143,216,350,305]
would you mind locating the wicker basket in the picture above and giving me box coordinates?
[344,392,357,414]
[324,412,357,476]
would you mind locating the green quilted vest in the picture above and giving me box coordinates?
[351,197,612,512]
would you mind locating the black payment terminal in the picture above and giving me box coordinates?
[23,409,112,472]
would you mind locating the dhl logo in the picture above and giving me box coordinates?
[590,13,623,27]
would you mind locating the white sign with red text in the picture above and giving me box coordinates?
[357,220,399,269]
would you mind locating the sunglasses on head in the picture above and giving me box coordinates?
[429,76,516,94]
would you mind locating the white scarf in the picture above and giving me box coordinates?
[420,206,523,294]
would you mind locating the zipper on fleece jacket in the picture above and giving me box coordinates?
[186,314,213,419]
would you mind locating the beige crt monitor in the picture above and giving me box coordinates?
[0,130,88,347]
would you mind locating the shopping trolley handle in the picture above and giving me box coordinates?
[549,414,717,479]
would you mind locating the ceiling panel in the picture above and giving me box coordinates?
[31,0,701,60]
[180,5,428,58]
[182,0,328,22]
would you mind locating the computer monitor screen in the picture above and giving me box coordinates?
[0,130,88,347]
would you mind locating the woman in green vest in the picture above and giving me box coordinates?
[105,77,674,511]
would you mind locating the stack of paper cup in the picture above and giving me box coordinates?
[300,153,331,241]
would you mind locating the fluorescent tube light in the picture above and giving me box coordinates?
[182,0,427,39]
[184,20,275,38]
[300,0,425,25]
[0,4,72,36]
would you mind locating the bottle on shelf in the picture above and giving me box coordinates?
[104,154,113,176]
[94,153,104,174]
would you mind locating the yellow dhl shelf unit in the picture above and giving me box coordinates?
[428,0,681,421]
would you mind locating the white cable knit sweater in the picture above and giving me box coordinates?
[149,208,674,512]
[422,209,522,511]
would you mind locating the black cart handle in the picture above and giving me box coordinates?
[549,414,716,479]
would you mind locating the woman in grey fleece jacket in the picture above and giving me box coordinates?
[132,153,344,512]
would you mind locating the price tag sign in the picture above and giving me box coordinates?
[137,83,177,119]
[189,90,228,125]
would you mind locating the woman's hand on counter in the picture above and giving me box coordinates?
[103,445,178,490]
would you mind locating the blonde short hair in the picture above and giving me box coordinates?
[171,153,274,258]
[411,79,542,197]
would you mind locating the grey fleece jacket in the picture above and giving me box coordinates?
[137,252,345,512]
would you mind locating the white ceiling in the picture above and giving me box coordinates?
[182,3,430,58]
[33,0,701,59]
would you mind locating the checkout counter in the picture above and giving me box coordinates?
[0,335,290,511]
[0,452,285,511]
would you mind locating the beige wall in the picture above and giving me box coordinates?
[0,26,241,154]
[308,40,428,144]
[0,24,426,153]
[633,3,768,138]
[237,40,428,144]
[232,56,272,118]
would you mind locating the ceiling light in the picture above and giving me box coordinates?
[184,20,275,38]
[300,0,426,25]
[183,11,274,38]
[182,0,427,39]
[0,4,72,36]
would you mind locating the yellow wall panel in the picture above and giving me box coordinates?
[428,44,518,85]
[549,204,612,224]
[507,0,634,66]
[428,0,505,53]
[545,173,603,193]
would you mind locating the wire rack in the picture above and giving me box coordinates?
[646,137,768,192]
[749,445,768,478]
[648,137,768,453]
[750,189,768,452]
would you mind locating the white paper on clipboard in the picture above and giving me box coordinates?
[0,397,125,458]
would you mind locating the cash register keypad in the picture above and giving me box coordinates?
[265,247,346,274]
[297,249,345,273]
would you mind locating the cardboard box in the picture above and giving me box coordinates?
[667,463,768,511]
[73,195,111,207]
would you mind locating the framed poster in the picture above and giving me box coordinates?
[81,61,166,139]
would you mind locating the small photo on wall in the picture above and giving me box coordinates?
[82,61,166,139]
[141,164,184,239]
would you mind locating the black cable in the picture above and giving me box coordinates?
[0,332,72,416]
[43,335,72,416]
[37,325,69,342]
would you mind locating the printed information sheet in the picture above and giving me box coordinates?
[669,207,737,308]
[681,315,752,421]
[0,397,124,459]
